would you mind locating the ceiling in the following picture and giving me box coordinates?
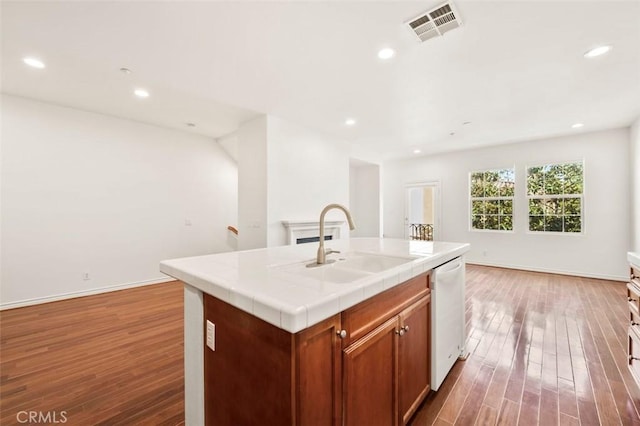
[2,1,639,160]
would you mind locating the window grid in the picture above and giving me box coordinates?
[470,168,515,232]
[527,162,583,233]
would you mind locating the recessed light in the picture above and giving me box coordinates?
[571,123,584,129]
[450,132,455,136]
[345,118,356,126]
[413,149,421,154]
[186,122,196,127]
[377,48,395,60]
[584,45,612,58]
[120,67,132,74]
[23,57,45,69]
[134,88,149,98]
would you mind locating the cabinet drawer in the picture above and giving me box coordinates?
[628,283,640,314]
[341,273,429,347]
[632,266,640,288]
[629,326,640,384]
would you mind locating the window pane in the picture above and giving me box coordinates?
[500,215,513,231]
[544,164,564,195]
[544,199,562,216]
[545,216,563,232]
[470,172,484,197]
[471,200,484,215]
[485,200,499,214]
[563,197,581,215]
[499,169,515,197]
[485,215,499,230]
[472,215,484,229]
[564,163,583,194]
[529,216,544,231]
[484,171,500,197]
[500,200,513,215]
[527,166,544,195]
[529,199,544,215]
[564,216,581,232]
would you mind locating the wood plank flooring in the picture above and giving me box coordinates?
[0,282,185,425]
[410,265,640,426]
[1,265,638,425]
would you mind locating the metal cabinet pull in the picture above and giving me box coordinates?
[630,355,640,362]
[629,297,637,302]
[395,328,405,336]
[336,329,347,339]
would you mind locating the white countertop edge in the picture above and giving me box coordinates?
[161,240,470,333]
[629,252,640,269]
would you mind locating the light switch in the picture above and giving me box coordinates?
[206,320,215,351]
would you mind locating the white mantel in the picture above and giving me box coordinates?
[281,220,345,245]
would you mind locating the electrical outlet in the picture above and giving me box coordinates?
[83,272,90,281]
[206,320,215,351]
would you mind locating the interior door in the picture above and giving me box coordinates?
[404,182,440,241]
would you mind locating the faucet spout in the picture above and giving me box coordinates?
[315,203,356,265]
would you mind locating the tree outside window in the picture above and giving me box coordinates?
[470,168,515,231]
[527,162,583,233]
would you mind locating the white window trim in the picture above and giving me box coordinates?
[525,160,585,235]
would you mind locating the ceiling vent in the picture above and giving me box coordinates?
[406,2,462,42]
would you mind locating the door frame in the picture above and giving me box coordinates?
[404,181,442,241]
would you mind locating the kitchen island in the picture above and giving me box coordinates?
[160,237,469,426]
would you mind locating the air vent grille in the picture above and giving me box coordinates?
[406,2,462,42]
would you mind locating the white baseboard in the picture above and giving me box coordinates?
[466,261,627,282]
[0,276,177,311]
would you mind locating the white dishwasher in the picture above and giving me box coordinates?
[431,256,467,391]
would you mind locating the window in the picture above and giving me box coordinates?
[470,168,515,231]
[527,161,583,233]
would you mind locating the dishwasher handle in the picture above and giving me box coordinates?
[434,257,462,276]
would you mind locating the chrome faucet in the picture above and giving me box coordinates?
[311,203,356,266]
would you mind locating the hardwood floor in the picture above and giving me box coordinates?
[0,282,185,425]
[410,265,640,426]
[1,265,638,425]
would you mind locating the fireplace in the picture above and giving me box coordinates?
[281,220,345,245]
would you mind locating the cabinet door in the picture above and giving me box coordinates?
[343,317,399,426]
[398,295,431,425]
[295,314,342,426]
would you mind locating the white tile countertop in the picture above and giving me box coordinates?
[630,252,640,268]
[160,238,470,333]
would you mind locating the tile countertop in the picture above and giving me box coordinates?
[160,238,470,333]
[630,252,640,268]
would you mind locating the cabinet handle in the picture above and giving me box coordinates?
[403,325,410,333]
[395,328,405,336]
[629,297,637,302]
[630,355,640,362]
[633,322,639,326]
[337,329,347,339]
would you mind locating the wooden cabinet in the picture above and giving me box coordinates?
[342,294,431,426]
[204,296,342,426]
[398,296,430,425]
[203,272,431,426]
[343,317,398,426]
[629,263,640,386]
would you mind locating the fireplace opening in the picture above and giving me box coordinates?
[296,235,333,245]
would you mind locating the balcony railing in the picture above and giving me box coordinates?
[409,223,434,241]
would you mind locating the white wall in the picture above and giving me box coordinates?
[349,163,381,238]
[631,117,640,253]
[267,116,350,247]
[237,116,268,250]
[384,128,631,280]
[1,95,238,308]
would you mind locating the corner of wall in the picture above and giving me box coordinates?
[631,117,640,252]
